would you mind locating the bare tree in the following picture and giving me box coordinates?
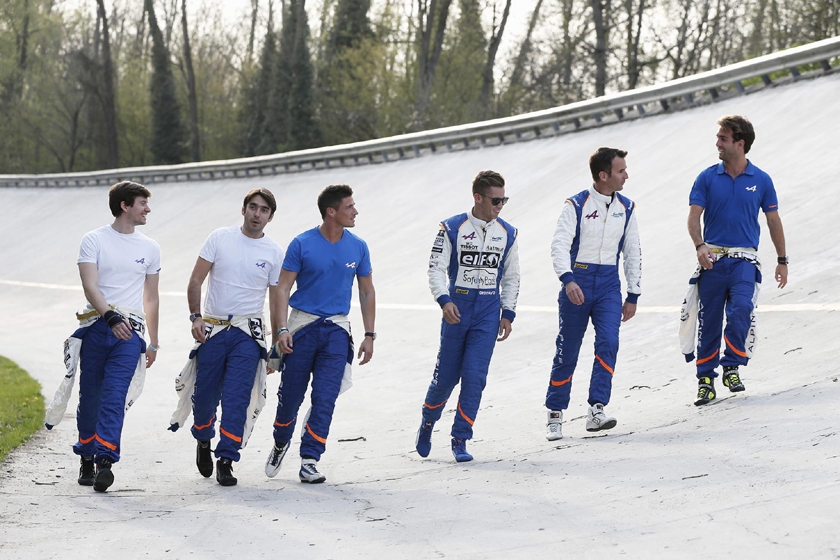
[95,0,119,168]
[478,0,512,119]
[414,0,454,129]
[181,0,200,161]
[590,0,611,96]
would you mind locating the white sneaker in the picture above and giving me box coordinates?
[546,410,564,441]
[299,459,326,484]
[586,403,617,432]
[265,441,289,478]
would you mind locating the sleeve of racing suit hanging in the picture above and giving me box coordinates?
[551,201,578,285]
[622,208,642,304]
[500,236,520,322]
[428,224,453,307]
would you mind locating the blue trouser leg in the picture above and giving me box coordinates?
[422,319,467,425]
[451,309,497,440]
[720,259,757,369]
[74,318,142,463]
[299,325,348,460]
[545,292,591,411]
[191,335,225,443]
[273,328,317,446]
[216,330,261,461]
[588,287,622,406]
[696,266,726,377]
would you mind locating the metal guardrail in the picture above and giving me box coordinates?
[3,36,839,188]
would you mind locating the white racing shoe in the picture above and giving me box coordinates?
[299,459,326,483]
[265,441,290,478]
[546,410,564,441]
[586,403,617,432]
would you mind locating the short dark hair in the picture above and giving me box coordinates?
[717,115,755,153]
[109,181,151,217]
[589,147,628,182]
[243,188,277,215]
[318,184,354,218]
[472,170,505,195]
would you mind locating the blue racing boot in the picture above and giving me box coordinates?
[451,438,473,462]
[415,421,434,457]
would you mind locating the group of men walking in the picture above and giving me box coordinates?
[46,114,788,492]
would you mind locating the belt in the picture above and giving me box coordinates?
[708,245,758,261]
[203,317,232,326]
[76,305,115,321]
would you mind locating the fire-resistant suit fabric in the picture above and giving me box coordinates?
[422,211,520,440]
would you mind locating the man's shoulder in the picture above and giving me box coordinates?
[440,213,469,230]
[495,217,518,236]
[292,226,320,244]
[566,189,591,206]
[614,192,636,209]
[746,161,773,182]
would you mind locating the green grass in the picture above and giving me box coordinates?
[0,356,44,462]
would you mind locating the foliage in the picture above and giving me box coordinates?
[0,356,44,462]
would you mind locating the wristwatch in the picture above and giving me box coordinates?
[364,332,377,341]
[189,312,203,322]
[777,256,789,265]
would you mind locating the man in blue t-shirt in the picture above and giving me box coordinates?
[687,115,788,405]
[265,184,376,483]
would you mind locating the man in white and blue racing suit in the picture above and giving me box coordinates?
[545,148,642,441]
[415,170,520,462]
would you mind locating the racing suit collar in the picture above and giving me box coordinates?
[589,185,614,205]
[469,209,495,229]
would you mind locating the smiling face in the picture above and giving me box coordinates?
[241,194,274,237]
[716,127,744,163]
[122,197,151,226]
[472,186,507,221]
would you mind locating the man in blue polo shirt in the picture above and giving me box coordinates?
[264,184,376,483]
[686,115,788,405]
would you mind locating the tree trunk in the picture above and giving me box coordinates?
[590,0,610,97]
[478,0,512,120]
[96,0,119,168]
[248,0,260,65]
[414,0,454,129]
[625,0,645,89]
[181,0,201,161]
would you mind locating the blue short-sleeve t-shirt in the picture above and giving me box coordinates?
[285,227,373,316]
[689,161,778,248]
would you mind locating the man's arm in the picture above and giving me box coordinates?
[765,210,788,288]
[78,262,132,340]
[621,210,642,323]
[428,224,460,324]
[274,268,297,353]
[552,202,584,305]
[688,204,714,269]
[143,273,160,367]
[357,274,376,365]
[498,238,520,342]
[187,257,213,343]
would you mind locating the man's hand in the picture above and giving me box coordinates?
[621,302,637,322]
[145,348,157,368]
[565,281,585,305]
[357,336,374,365]
[442,302,461,324]
[497,318,512,341]
[191,317,207,343]
[696,244,714,270]
[775,264,788,289]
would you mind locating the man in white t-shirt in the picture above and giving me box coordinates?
[72,181,161,493]
[185,188,284,486]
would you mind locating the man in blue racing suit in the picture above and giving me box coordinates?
[544,147,642,441]
[415,170,521,462]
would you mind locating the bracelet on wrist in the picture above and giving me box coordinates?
[148,344,159,352]
[277,328,290,335]
[695,242,706,250]
[777,256,789,265]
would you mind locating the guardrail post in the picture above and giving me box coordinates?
[444,139,452,151]
[497,132,505,143]
[614,108,623,120]
[821,60,831,71]
[382,150,389,162]
[659,99,669,111]
[709,87,719,99]
[462,138,469,148]
[412,145,420,157]
[684,92,694,104]
[636,104,646,115]
[761,74,772,85]
[789,66,801,79]
[735,81,745,94]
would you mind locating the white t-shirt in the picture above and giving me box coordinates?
[200,226,284,316]
[77,225,162,310]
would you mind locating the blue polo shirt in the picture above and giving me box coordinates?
[284,227,373,316]
[689,161,778,248]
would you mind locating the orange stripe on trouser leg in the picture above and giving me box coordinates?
[305,423,327,444]
[274,417,295,428]
[457,402,475,426]
[94,434,117,451]
[79,434,95,445]
[193,414,216,431]
[551,375,573,387]
[219,427,242,443]
[423,400,447,409]
[595,355,615,375]
[724,335,747,357]
[696,350,719,365]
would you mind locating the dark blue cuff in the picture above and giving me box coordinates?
[684,352,695,363]
[559,272,575,285]
[625,293,640,304]
[501,309,516,323]
[168,424,180,432]
[437,294,453,308]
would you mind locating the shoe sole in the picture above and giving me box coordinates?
[694,397,716,406]
[93,469,114,492]
[586,419,617,432]
[197,444,214,478]
[724,382,746,393]
[265,445,289,478]
[216,477,237,486]
[546,434,563,441]
[454,455,473,462]
[299,476,326,484]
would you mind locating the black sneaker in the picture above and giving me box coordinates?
[216,457,237,486]
[722,367,745,392]
[78,456,95,486]
[93,458,114,493]
[196,440,213,478]
[694,376,716,406]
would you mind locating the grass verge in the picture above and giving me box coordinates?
[0,356,44,462]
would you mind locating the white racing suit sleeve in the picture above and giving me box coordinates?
[679,272,701,361]
[44,336,83,429]
[622,209,642,298]
[551,202,578,281]
[500,237,521,313]
[428,224,452,304]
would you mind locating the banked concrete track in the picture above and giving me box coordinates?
[1,72,839,559]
